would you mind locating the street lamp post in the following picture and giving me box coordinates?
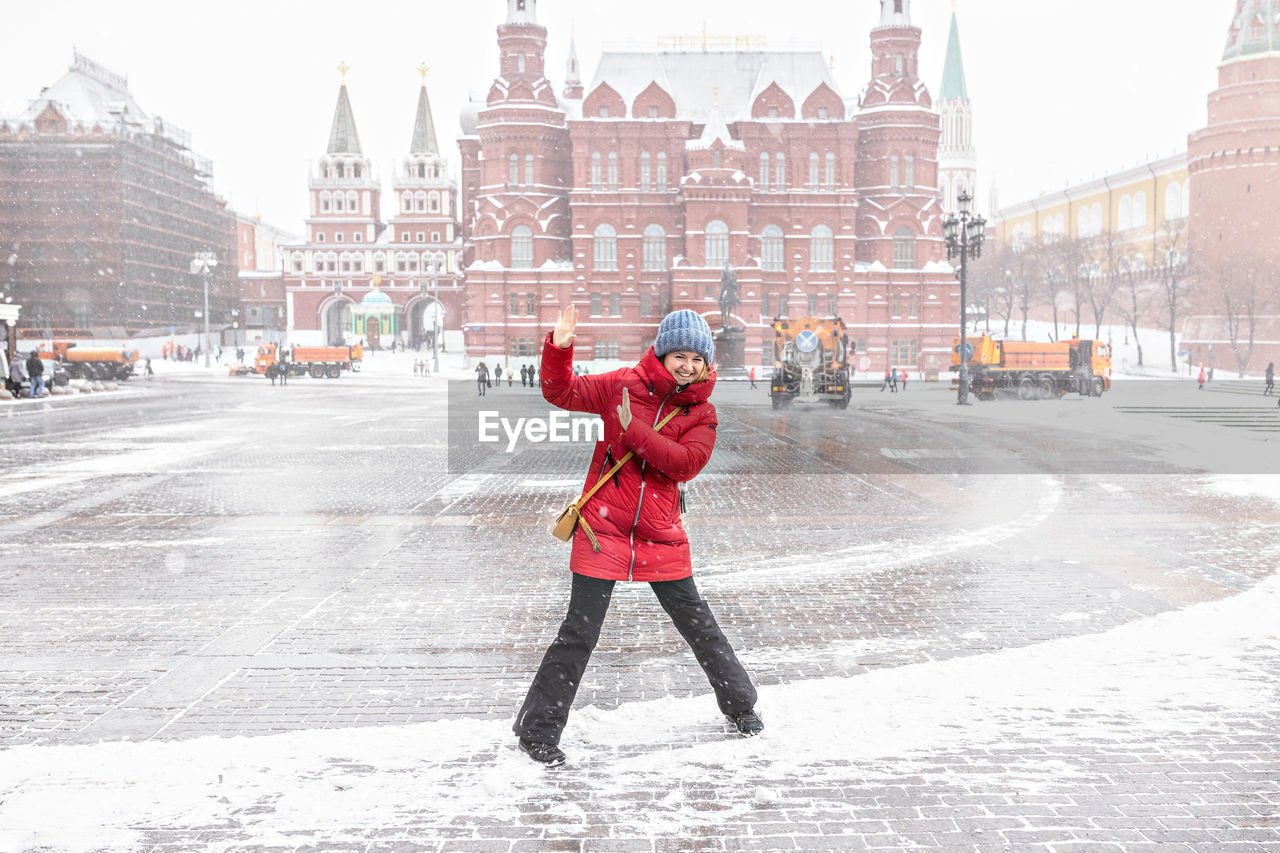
[189,251,217,368]
[426,250,445,374]
[944,191,985,405]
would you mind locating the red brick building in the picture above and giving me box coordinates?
[0,52,237,338]
[283,70,462,349]
[1187,1,1280,374]
[459,0,958,377]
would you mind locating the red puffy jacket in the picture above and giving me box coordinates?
[541,332,717,582]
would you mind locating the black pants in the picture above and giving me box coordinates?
[514,573,757,746]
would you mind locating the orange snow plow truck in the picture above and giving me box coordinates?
[951,334,1111,400]
[40,341,138,381]
[233,342,363,379]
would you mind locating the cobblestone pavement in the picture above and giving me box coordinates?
[0,369,1278,851]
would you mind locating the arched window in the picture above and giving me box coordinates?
[335,162,345,178]
[774,152,786,188]
[1090,203,1102,236]
[890,155,900,190]
[642,224,666,270]
[509,154,519,188]
[1132,254,1147,272]
[320,191,332,213]
[656,151,668,191]
[1132,192,1147,227]
[892,227,915,270]
[415,190,427,212]
[904,155,914,190]
[591,152,602,190]
[400,191,412,214]
[808,152,820,188]
[759,152,770,191]
[1054,213,1065,234]
[1118,195,1132,231]
[593,223,617,270]
[428,191,440,213]
[511,225,533,269]
[705,220,729,268]
[1165,182,1183,220]
[333,193,344,213]
[824,152,836,189]
[1042,215,1053,234]
[640,151,651,190]
[1077,207,1091,237]
[810,225,834,271]
[524,154,535,188]
[761,224,784,271]
[607,151,618,189]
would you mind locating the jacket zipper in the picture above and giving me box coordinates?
[627,383,685,579]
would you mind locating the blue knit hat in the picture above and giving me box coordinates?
[653,309,714,364]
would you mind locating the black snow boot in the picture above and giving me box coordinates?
[727,709,764,737]
[518,738,566,766]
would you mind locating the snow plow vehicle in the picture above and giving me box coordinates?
[769,316,852,409]
[952,334,1111,400]
[39,341,138,381]
[232,342,363,379]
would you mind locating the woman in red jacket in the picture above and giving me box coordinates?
[514,306,761,765]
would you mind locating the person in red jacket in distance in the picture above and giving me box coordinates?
[513,305,762,766]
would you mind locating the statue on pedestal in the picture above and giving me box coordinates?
[718,262,739,331]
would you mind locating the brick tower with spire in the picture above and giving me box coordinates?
[936,4,977,215]
[1188,2,1280,325]
[388,66,463,348]
[284,66,460,348]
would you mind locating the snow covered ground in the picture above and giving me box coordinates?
[2,472,1276,850]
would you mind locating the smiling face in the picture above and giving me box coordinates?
[661,350,706,384]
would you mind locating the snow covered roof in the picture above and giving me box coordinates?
[586,49,841,122]
[22,51,150,130]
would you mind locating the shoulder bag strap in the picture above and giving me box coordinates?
[572,405,682,510]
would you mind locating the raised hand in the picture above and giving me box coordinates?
[616,386,633,429]
[552,304,578,349]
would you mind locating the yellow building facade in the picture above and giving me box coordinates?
[991,153,1190,271]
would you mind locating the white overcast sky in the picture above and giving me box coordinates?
[2,1,1229,237]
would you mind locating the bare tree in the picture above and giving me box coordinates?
[1155,221,1189,373]
[1085,230,1125,340]
[1216,262,1264,378]
[1116,255,1154,366]
[970,245,1019,338]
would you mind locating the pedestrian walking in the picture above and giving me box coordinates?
[1198,364,1206,390]
[514,306,762,767]
[26,351,45,398]
[278,350,289,386]
[1265,362,1274,396]
[144,357,154,376]
[880,367,892,392]
[900,369,908,391]
[748,366,756,390]
[521,364,529,388]
[476,361,489,396]
[8,351,27,396]
[494,363,503,387]
[507,365,514,388]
